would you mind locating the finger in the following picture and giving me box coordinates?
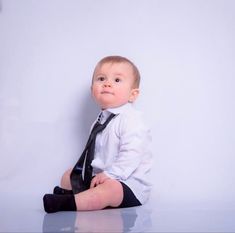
[90,177,97,188]
[100,176,110,184]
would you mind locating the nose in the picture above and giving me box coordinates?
[103,80,111,88]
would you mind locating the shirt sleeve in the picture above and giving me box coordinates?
[103,113,151,180]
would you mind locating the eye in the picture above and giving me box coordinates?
[115,78,121,82]
[97,76,105,81]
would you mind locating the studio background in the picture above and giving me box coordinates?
[0,0,235,212]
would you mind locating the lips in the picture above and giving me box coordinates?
[101,91,114,95]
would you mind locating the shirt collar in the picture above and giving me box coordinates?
[98,103,133,123]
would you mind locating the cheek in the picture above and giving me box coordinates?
[116,90,130,102]
[91,84,99,93]
[118,87,131,97]
[91,86,99,99]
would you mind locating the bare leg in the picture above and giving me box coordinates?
[60,168,73,190]
[75,179,123,210]
[44,172,123,212]
[56,168,123,210]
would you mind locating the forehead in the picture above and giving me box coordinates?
[94,62,134,76]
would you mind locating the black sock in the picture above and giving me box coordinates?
[43,194,76,213]
[53,186,73,195]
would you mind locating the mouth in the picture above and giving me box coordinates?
[101,91,114,95]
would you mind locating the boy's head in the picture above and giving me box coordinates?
[91,56,141,109]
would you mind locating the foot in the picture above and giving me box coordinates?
[43,194,76,213]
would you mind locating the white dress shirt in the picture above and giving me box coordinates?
[91,103,152,204]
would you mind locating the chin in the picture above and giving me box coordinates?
[101,103,126,110]
[101,105,112,110]
[100,103,114,109]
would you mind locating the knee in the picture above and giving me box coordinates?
[60,168,72,189]
[104,179,123,207]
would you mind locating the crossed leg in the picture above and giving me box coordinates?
[60,168,123,210]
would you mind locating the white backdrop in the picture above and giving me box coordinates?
[0,0,235,209]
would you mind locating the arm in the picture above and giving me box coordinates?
[103,114,151,181]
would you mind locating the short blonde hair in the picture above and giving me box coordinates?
[92,56,141,88]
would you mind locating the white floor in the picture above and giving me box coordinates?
[1,193,235,233]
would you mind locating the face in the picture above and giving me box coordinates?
[91,62,139,109]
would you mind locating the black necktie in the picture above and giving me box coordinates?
[70,113,116,194]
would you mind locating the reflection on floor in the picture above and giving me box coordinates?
[0,193,235,232]
[43,207,151,233]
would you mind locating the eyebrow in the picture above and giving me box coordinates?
[95,72,125,77]
[107,72,127,78]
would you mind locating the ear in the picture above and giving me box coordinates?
[129,88,140,103]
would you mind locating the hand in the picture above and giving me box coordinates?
[90,172,111,188]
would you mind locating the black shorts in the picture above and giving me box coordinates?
[116,182,141,208]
